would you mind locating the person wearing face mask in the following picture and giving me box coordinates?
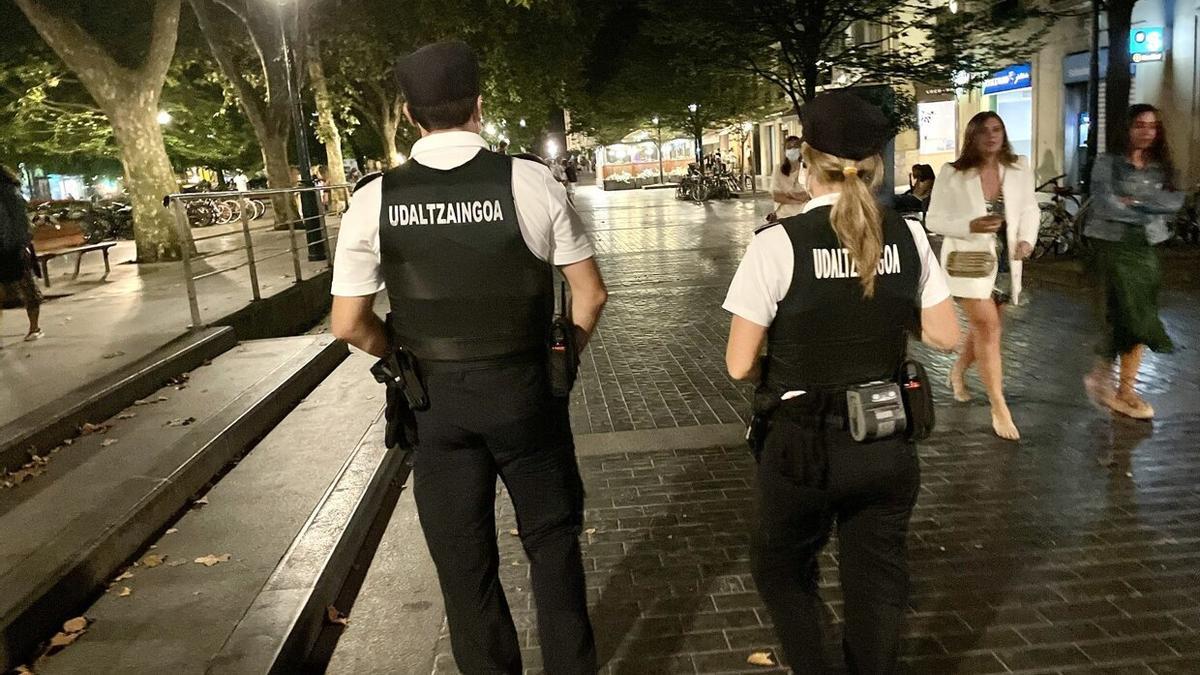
[925,112,1039,441]
[769,136,811,222]
[1082,104,1183,420]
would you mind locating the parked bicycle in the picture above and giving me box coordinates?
[184,196,268,227]
[1034,174,1089,259]
[1171,178,1200,245]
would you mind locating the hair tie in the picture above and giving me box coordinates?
[842,166,859,178]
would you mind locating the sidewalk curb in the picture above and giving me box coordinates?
[574,423,746,456]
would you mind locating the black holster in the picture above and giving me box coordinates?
[746,386,781,463]
[371,316,429,450]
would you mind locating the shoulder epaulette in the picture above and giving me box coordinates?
[351,172,383,194]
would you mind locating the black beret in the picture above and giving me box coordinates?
[799,90,893,161]
[395,41,480,107]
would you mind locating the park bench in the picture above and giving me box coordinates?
[30,218,117,288]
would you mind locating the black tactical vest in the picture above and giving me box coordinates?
[764,206,921,391]
[377,150,552,367]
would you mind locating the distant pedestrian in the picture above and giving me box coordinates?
[1083,104,1183,420]
[926,111,1039,440]
[0,165,44,346]
[497,140,509,154]
[563,157,578,202]
[769,135,810,221]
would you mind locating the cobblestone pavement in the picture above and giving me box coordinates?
[567,186,1199,435]
[429,187,1200,673]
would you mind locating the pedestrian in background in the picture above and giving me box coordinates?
[769,135,811,222]
[926,112,1039,441]
[723,91,959,673]
[563,157,578,203]
[0,165,43,346]
[1083,104,1183,420]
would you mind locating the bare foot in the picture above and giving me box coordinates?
[949,365,972,402]
[1111,390,1154,420]
[991,405,1020,441]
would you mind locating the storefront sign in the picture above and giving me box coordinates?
[1063,49,1110,84]
[918,100,957,155]
[1130,27,1165,62]
[982,63,1032,95]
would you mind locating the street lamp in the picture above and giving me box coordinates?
[687,103,702,172]
[545,139,559,159]
[156,110,173,125]
[652,116,664,185]
[484,122,497,136]
[519,118,527,128]
[275,0,326,261]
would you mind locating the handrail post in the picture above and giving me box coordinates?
[239,194,262,301]
[315,186,334,268]
[285,210,304,283]
[171,198,204,329]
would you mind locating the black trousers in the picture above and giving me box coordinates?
[411,363,596,675]
[750,412,920,675]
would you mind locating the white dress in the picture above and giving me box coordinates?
[924,157,1041,305]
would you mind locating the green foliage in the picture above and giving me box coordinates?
[161,50,261,171]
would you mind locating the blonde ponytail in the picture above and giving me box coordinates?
[801,145,885,297]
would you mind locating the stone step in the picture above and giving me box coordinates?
[0,335,346,671]
[0,326,238,473]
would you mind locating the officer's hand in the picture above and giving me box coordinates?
[1014,241,1034,260]
[969,215,1003,233]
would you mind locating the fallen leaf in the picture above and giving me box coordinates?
[141,554,165,568]
[584,528,597,535]
[747,651,776,667]
[194,553,231,567]
[62,438,74,446]
[114,571,134,582]
[165,416,197,428]
[325,605,350,626]
[117,587,131,597]
[166,528,179,535]
[101,351,125,359]
[149,544,157,550]
[508,529,520,536]
[116,413,137,420]
[155,396,169,402]
[80,422,110,435]
[101,439,119,447]
[133,399,150,406]
[62,617,89,633]
[168,560,188,567]
[14,665,33,674]
[192,496,209,508]
[49,631,82,648]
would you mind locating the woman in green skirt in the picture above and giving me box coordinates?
[1083,104,1183,419]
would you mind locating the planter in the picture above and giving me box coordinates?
[603,180,637,191]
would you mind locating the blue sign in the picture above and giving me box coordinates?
[982,63,1032,95]
[1130,27,1165,62]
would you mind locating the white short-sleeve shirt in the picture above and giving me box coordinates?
[723,193,950,327]
[331,131,594,297]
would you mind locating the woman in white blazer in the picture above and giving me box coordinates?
[926,112,1039,441]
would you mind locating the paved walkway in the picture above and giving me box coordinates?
[432,187,1200,673]
[0,218,339,428]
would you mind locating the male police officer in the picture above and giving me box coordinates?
[330,41,607,675]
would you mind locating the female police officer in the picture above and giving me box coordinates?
[722,91,960,674]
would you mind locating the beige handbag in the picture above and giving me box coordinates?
[945,251,996,278]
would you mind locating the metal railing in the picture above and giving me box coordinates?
[165,184,352,328]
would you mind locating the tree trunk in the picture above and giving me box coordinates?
[1105,0,1136,153]
[109,107,183,261]
[260,129,299,229]
[15,0,183,262]
[307,42,347,209]
[381,125,400,169]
